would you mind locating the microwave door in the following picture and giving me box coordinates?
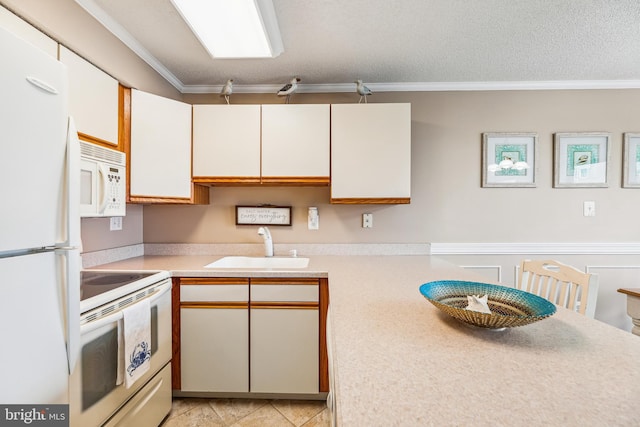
[80,159,98,217]
[80,160,109,217]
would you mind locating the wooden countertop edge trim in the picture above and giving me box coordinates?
[618,288,640,297]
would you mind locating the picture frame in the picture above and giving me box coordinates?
[482,132,537,187]
[623,133,640,188]
[553,132,610,188]
[235,205,292,226]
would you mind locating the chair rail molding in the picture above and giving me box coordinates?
[430,242,640,255]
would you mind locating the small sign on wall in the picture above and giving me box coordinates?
[235,205,292,226]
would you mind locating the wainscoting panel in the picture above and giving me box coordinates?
[459,265,502,283]
[434,244,640,333]
[587,266,640,332]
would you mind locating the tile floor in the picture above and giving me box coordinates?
[160,398,330,427]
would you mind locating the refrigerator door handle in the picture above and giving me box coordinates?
[66,117,81,248]
[63,249,81,374]
[25,76,59,94]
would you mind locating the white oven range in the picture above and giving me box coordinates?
[71,270,172,427]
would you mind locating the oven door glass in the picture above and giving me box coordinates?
[81,307,158,410]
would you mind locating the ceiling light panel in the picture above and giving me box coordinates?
[170,0,283,58]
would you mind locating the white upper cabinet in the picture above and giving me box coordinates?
[58,46,119,147]
[192,105,261,183]
[192,104,330,185]
[130,89,193,200]
[261,104,330,184]
[330,103,411,204]
[0,6,57,58]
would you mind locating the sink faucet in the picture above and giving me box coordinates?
[257,226,273,257]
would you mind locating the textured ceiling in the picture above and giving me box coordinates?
[77,0,640,93]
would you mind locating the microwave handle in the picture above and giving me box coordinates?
[80,281,171,335]
[97,163,110,214]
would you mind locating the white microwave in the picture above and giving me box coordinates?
[79,141,126,217]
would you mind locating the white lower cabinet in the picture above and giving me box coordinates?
[181,307,249,392]
[179,279,249,393]
[250,307,319,393]
[250,279,319,394]
[177,277,325,395]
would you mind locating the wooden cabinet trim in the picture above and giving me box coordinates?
[193,177,261,185]
[180,278,250,285]
[118,84,130,155]
[251,278,320,286]
[171,277,181,390]
[78,132,119,150]
[181,302,248,309]
[261,177,330,186]
[194,177,329,186]
[319,278,329,392]
[250,302,319,309]
[330,197,411,204]
[128,182,208,205]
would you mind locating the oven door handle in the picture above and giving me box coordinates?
[80,281,171,335]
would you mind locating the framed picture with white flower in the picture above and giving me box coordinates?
[623,133,640,188]
[482,132,537,188]
[554,132,610,188]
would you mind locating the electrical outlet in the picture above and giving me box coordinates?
[583,201,596,217]
[362,213,373,228]
[110,216,123,231]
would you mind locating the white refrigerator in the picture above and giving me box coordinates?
[0,26,80,405]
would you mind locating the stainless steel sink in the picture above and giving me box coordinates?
[204,256,309,269]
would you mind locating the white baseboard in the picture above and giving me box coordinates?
[430,242,640,255]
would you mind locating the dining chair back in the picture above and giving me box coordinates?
[516,259,598,318]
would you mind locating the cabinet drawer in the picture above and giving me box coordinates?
[181,284,248,302]
[251,283,318,302]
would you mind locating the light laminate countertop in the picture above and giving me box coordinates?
[89,254,640,426]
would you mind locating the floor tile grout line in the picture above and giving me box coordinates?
[271,400,327,427]
[163,398,329,427]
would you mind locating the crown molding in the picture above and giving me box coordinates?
[181,80,640,94]
[74,0,186,92]
[430,242,640,255]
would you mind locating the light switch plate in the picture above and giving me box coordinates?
[583,201,596,217]
[308,207,319,230]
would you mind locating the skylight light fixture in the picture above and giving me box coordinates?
[170,0,284,59]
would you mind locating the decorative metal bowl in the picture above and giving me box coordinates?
[419,280,556,329]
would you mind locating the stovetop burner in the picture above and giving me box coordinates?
[80,271,156,301]
[80,270,170,313]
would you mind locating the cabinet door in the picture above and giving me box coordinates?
[250,307,319,394]
[130,89,192,200]
[250,279,319,394]
[331,103,411,203]
[178,279,249,393]
[192,104,261,184]
[181,307,249,392]
[59,46,119,147]
[261,104,330,185]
